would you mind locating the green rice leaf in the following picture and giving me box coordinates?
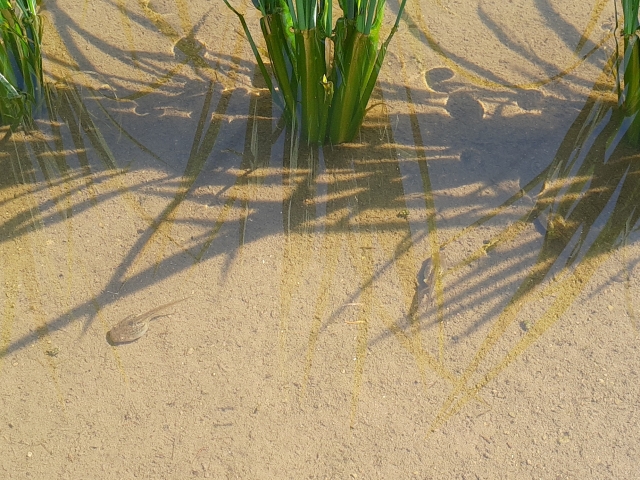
[222,0,279,104]
[329,28,377,143]
[296,28,329,143]
[261,14,297,117]
[286,0,298,28]
[622,31,640,143]
[0,71,22,100]
[623,0,640,35]
[319,0,332,37]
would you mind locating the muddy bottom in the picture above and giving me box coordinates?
[1,1,639,479]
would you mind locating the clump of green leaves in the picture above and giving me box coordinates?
[0,0,43,129]
[224,0,407,144]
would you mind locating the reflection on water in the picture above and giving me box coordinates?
[0,0,637,457]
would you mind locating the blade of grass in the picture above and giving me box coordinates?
[261,14,297,118]
[622,0,640,34]
[222,0,280,108]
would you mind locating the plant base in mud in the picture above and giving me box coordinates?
[224,0,407,145]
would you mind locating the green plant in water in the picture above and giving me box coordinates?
[224,0,407,145]
[616,0,640,144]
[0,0,44,129]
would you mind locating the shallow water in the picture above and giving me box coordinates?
[1,1,639,478]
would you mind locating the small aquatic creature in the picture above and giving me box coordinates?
[417,258,435,305]
[107,297,188,344]
[416,255,447,308]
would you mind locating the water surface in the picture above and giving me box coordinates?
[0,1,638,478]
